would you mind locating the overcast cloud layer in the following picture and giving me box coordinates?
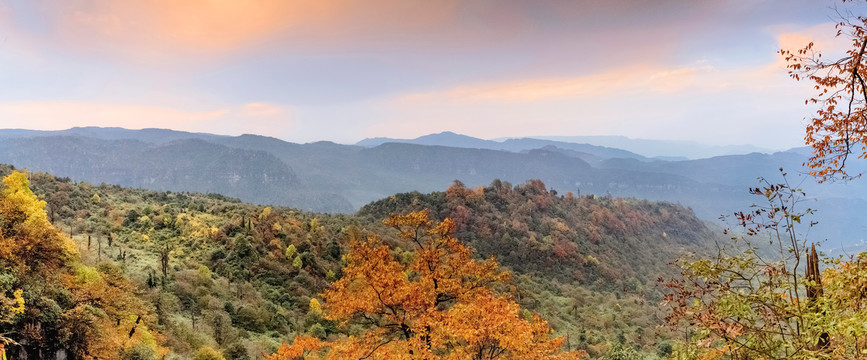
[0,0,856,148]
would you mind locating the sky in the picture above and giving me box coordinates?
[0,0,858,148]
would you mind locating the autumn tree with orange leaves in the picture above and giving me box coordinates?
[266,210,585,360]
[782,0,867,180]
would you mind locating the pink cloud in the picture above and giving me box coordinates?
[366,23,838,147]
[4,0,725,66]
[394,22,854,107]
[6,0,473,63]
[775,22,850,58]
[398,64,724,104]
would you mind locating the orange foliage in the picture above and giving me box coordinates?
[782,1,867,180]
[268,210,585,359]
[266,336,326,360]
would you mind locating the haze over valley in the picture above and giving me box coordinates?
[0,127,862,249]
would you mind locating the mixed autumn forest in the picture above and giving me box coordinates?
[0,164,717,359]
[7,1,867,360]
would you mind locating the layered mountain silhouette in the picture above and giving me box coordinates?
[522,135,775,159]
[1,127,864,247]
[357,131,649,161]
[360,131,775,159]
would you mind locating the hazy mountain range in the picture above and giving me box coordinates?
[360,131,776,160]
[521,135,776,159]
[1,126,864,247]
[357,131,649,161]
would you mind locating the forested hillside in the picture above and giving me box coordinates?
[359,180,714,291]
[0,164,720,359]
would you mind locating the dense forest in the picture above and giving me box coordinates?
[0,164,720,359]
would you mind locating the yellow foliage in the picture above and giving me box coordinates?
[309,218,321,233]
[309,298,322,317]
[0,172,78,271]
[11,289,24,314]
[61,264,165,360]
[0,172,166,358]
[2,172,46,220]
[74,265,103,284]
[193,346,226,360]
[176,212,222,241]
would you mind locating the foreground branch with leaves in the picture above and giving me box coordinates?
[662,173,867,359]
[783,0,867,180]
[267,210,586,360]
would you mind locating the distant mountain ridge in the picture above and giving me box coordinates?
[532,135,776,159]
[358,131,495,149]
[1,127,863,246]
[357,131,651,161]
[0,126,226,144]
[0,133,354,212]
[358,132,774,159]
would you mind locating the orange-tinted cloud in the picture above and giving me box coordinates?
[11,0,474,63]
[399,64,719,103]
[8,0,711,65]
[730,22,853,91]
[0,0,838,150]
[776,22,848,58]
[54,1,330,55]
[369,21,849,144]
[397,21,852,106]
[242,102,285,117]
